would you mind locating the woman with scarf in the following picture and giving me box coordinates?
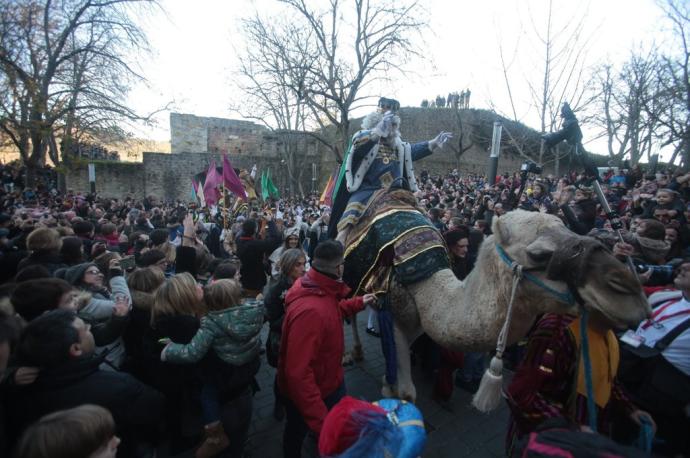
[264,248,308,420]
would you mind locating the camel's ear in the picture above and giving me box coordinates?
[492,216,510,245]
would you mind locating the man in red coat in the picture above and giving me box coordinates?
[278,240,375,458]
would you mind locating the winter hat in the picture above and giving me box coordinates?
[318,396,426,458]
[59,262,97,286]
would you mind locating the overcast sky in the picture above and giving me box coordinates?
[128,0,669,157]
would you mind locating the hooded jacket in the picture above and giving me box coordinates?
[163,301,265,366]
[277,268,364,433]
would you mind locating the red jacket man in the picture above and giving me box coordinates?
[277,240,374,457]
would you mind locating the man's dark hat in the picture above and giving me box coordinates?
[378,97,400,112]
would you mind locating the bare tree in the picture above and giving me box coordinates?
[493,0,596,173]
[233,17,315,195]
[652,0,690,168]
[593,50,664,165]
[236,0,427,164]
[0,0,161,184]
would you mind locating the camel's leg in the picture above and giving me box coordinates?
[380,323,416,402]
[350,315,364,362]
[393,324,416,402]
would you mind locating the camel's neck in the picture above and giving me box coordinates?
[408,237,546,351]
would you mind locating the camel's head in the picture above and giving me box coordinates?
[492,210,650,327]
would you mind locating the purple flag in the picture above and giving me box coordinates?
[203,159,222,206]
[223,154,248,200]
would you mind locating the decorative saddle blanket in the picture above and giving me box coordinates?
[342,188,450,295]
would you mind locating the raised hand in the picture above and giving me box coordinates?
[429,131,453,150]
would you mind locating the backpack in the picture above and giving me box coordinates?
[618,316,690,416]
[515,418,646,458]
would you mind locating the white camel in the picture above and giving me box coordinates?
[346,210,650,406]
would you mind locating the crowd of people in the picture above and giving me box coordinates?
[0,145,689,457]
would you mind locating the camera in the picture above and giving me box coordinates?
[520,161,543,174]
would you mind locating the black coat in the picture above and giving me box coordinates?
[263,274,292,367]
[4,355,164,455]
[16,251,67,276]
[236,221,281,291]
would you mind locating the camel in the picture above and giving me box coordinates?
[344,208,650,406]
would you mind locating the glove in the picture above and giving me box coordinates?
[372,112,396,138]
[429,131,453,150]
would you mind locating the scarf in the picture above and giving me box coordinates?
[568,318,620,408]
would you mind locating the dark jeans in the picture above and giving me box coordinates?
[458,351,486,382]
[200,382,221,424]
[219,386,254,458]
[282,382,346,458]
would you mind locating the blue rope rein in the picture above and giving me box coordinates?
[635,415,654,453]
[495,244,576,306]
[578,306,598,432]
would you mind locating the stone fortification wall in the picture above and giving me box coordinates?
[63,161,146,197]
[66,109,562,201]
[64,151,325,202]
[170,113,269,155]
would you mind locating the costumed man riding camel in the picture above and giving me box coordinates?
[328,97,453,244]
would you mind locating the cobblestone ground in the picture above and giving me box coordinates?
[245,325,510,458]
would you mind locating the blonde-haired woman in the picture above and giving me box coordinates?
[123,267,166,385]
[156,277,262,458]
[151,272,208,456]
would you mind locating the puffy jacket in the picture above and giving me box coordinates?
[277,268,364,433]
[164,301,265,366]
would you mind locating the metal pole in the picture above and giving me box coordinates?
[88,163,96,194]
[488,122,502,185]
[574,144,638,276]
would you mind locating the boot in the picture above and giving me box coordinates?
[195,421,230,458]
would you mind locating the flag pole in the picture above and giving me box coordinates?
[221,159,228,231]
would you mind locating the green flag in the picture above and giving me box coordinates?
[267,169,280,198]
[331,137,352,199]
[260,170,269,201]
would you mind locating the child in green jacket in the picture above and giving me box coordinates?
[161,279,264,457]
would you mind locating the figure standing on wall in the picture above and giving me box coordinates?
[446,93,453,108]
[459,90,466,109]
[464,88,471,108]
[421,99,429,108]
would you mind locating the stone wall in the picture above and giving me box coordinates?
[65,109,563,201]
[63,150,326,202]
[63,161,146,197]
[170,113,269,155]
